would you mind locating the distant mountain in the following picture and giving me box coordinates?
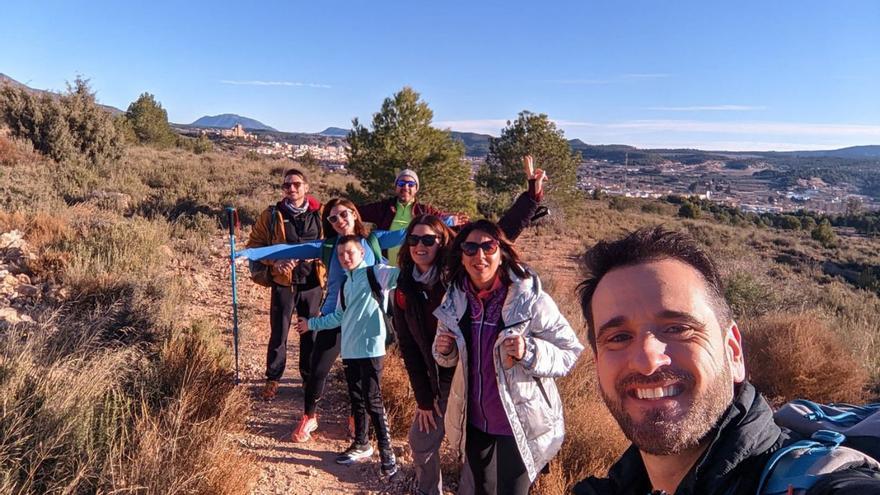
[319,127,349,137]
[0,72,124,115]
[190,114,277,131]
[786,145,880,159]
[450,131,493,157]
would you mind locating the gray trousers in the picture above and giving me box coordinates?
[408,383,474,495]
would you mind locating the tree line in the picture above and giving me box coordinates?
[1,81,582,219]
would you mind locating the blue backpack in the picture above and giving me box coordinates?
[756,400,880,495]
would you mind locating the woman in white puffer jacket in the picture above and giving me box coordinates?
[433,219,584,495]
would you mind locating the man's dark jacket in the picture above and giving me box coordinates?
[572,382,880,495]
[357,197,445,231]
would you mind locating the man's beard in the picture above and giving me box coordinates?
[600,363,733,455]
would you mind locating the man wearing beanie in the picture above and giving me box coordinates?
[357,169,466,266]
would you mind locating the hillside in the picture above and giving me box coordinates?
[191,113,277,131]
[319,126,349,137]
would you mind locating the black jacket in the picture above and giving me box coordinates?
[572,382,880,495]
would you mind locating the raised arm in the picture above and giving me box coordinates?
[498,155,547,242]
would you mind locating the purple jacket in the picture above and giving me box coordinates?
[463,278,513,435]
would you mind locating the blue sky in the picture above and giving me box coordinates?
[3,0,879,151]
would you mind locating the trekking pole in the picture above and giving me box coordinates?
[225,206,241,385]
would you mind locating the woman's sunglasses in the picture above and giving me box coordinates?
[327,209,353,224]
[406,234,438,247]
[461,240,499,256]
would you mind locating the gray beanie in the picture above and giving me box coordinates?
[395,169,420,187]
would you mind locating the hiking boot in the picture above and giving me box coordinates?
[291,414,318,443]
[260,380,279,401]
[380,449,398,478]
[335,442,373,465]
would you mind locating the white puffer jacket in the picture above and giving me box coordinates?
[432,268,584,481]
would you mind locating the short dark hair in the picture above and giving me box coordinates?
[445,219,529,288]
[336,234,363,249]
[284,168,307,182]
[577,225,731,352]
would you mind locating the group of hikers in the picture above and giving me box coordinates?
[237,158,880,495]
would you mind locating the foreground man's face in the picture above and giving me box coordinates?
[591,259,745,455]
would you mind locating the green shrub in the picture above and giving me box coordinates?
[0,77,123,166]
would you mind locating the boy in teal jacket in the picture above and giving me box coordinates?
[296,234,400,477]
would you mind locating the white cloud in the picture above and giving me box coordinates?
[645,105,767,112]
[220,80,331,89]
[556,119,880,137]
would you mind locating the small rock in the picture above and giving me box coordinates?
[17,284,40,297]
[0,307,34,325]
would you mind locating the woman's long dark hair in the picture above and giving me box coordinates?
[396,215,455,294]
[445,219,529,289]
[322,197,368,239]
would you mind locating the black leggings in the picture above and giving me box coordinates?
[343,357,391,452]
[302,326,341,416]
[465,423,530,495]
[266,284,322,381]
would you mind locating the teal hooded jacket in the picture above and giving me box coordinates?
[308,261,400,359]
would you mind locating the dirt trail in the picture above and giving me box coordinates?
[180,228,586,495]
[182,234,413,494]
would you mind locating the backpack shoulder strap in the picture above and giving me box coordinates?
[366,232,382,262]
[321,237,336,268]
[268,205,279,243]
[339,277,347,311]
[365,265,383,305]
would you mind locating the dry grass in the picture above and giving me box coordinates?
[381,348,418,438]
[0,140,275,493]
[743,312,869,404]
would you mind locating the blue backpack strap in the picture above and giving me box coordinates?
[791,399,863,426]
[756,430,846,495]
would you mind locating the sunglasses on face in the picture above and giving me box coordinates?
[461,240,499,257]
[396,180,417,188]
[406,234,438,247]
[281,181,305,189]
[327,209,353,224]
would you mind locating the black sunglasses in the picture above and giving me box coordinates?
[327,209,353,224]
[461,240,499,256]
[281,181,305,189]
[406,234,438,247]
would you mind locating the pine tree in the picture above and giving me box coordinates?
[347,87,476,214]
[125,93,176,147]
[479,111,581,217]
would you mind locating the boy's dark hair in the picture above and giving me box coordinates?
[445,219,529,289]
[336,234,363,249]
[577,225,731,352]
[284,168,307,182]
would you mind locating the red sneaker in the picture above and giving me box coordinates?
[292,414,318,443]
